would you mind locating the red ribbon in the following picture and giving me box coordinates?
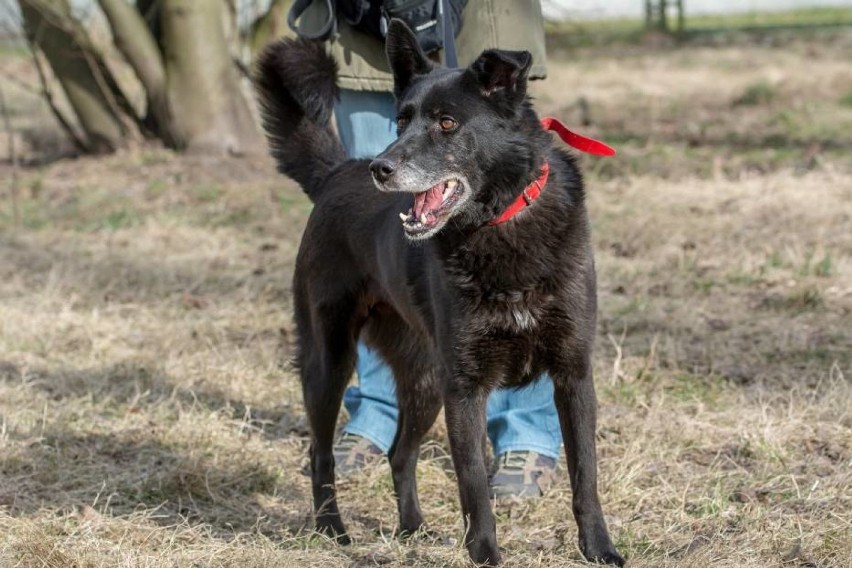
[489,118,615,225]
[540,116,616,156]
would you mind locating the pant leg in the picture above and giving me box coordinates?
[485,374,562,459]
[342,343,400,453]
[334,89,397,159]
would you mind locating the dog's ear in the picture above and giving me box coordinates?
[470,49,532,101]
[386,19,434,98]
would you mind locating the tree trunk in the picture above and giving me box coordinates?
[160,0,262,155]
[97,0,174,145]
[19,0,134,153]
[249,0,295,57]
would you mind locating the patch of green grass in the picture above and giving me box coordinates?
[610,297,650,319]
[799,251,833,278]
[759,250,785,276]
[687,495,727,518]
[790,286,824,311]
[726,270,759,286]
[545,7,852,47]
[614,526,667,560]
[0,43,30,58]
[146,179,170,199]
[210,207,253,227]
[734,82,777,107]
[665,374,723,406]
[278,191,313,214]
[761,286,825,312]
[604,379,644,407]
[692,278,717,295]
[96,208,140,231]
[751,438,788,465]
[20,200,50,230]
[10,186,147,233]
[138,150,173,167]
[766,345,847,369]
[840,91,852,108]
[685,7,852,30]
[190,184,223,204]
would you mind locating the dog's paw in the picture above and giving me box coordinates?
[589,550,625,567]
[578,523,625,566]
[316,517,351,545]
[468,538,502,566]
[580,539,624,566]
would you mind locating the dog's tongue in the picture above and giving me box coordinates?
[413,183,444,218]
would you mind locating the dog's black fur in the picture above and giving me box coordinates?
[255,20,624,567]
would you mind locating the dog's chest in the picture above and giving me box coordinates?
[464,287,551,334]
[453,297,547,387]
[444,255,554,334]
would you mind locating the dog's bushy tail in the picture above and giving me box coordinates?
[255,39,345,200]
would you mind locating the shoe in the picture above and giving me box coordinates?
[333,433,383,475]
[489,450,558,499]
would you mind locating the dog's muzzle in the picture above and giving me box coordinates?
[370,158,396,185]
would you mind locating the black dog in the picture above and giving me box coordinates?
[255,20,624,567]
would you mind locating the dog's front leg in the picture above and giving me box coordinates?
[444,385,501,566]
[553,366,624,567]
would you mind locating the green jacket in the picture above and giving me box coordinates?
[297,0,547,92]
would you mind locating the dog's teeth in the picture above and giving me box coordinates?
[399,212,409,222]
[420,213,428,224]
[446,179,458,189]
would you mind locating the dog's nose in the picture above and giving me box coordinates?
[370,158,396,184]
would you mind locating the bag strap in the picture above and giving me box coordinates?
[439,0,458,68]
[288,0,337,40]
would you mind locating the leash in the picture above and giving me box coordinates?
[489,118,616,226]
[439,0,459,68]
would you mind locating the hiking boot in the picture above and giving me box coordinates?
[333,433,383,476]
[489,450,558,499]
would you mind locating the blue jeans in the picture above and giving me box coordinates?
[334,89,562,459]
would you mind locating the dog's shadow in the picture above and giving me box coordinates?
[0,360,314,539]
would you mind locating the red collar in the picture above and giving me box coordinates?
[489,117,616,226]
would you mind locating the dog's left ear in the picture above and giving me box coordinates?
[470,49,532,102]
[386,19,434,98]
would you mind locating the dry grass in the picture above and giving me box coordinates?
[1,34,851,567]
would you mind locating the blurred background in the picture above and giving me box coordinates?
[0,1,850,567]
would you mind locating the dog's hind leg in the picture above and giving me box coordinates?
[364,316,443,535]
[552,364,624,567]
[299,297,361,544]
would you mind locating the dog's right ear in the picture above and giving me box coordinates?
[386,19,433,98]
[470,49,532,103]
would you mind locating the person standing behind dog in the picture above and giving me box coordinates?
[288,0,557,499]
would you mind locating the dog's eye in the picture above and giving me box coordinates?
[439,117,458,131]
[396,117,409,130]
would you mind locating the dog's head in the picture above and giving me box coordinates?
[370,20,543,241]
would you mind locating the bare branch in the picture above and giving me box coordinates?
[0,83,21,229]
[20,0,138,153]
[28,47,87,153]
[97,0,166,104]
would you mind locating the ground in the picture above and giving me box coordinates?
[0,29,850,568]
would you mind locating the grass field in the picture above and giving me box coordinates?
[1,29,851,567]
[544,6,852,46]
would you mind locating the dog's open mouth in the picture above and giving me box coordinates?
[399,178,465,237]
